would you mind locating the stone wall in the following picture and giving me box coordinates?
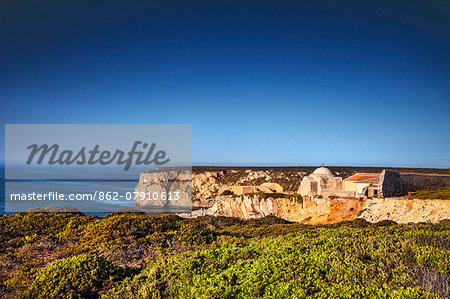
[379,170,403,198]
[379,171,450,198]
[400,173,450,193]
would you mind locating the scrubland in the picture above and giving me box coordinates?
[0,213,448,298]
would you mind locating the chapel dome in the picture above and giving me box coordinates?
[312,166,334,177]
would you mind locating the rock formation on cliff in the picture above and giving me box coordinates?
[184,194,450,224]
[135,167,192,212]
[136,166,450,224]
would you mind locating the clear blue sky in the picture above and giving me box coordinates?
[1,1,449,167]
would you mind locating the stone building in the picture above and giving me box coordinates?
[344,173,380,197]
[299,166,403,198]
[299,166,343,197]
[298,166,450,199]
[218,165,450,199]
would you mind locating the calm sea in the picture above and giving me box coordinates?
[1,165,141,215]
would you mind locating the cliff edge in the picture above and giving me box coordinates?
[190,195,450,224]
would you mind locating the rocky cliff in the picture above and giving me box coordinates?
[191,169,306,207]
[186,195,450,224]
[192,171,226,208]
[137,167,450,223]
[210,195,369,224]
[358,198,450,224]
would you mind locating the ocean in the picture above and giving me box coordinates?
[1,165,141,215]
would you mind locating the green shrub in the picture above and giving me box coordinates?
[79,214,181,251]
[175,221,215,246]
[373,219,398,227]
[24,254,125,299]
[1,213,449,298]
[409,188,450,200]
[4,263,40,294]
[112,224,447,298]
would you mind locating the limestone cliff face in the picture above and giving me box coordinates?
[211,195,369,224]
[136,169,225,209]
[192,171,226,208]
[137,168,450,224]
[358,198,450,224]
[190,169,306,208]
[208,195,449,224]
[135,168,192,212]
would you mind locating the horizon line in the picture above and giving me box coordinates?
[0,163,448,170]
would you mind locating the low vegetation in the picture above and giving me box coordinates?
[409,188,450,200]
[0,213,449,298]
[25,254,127,298]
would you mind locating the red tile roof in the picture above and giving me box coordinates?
[345,173,380,183]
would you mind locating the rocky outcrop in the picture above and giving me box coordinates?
[135,169,229,210]
[358,198,450,224]
[189,169,307,208]
[137,167,450,223]
[137,168,450,208]
[210,195,369,224]
[135,168,192,212]
[185,195,450,224]
[192,171,226,207]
